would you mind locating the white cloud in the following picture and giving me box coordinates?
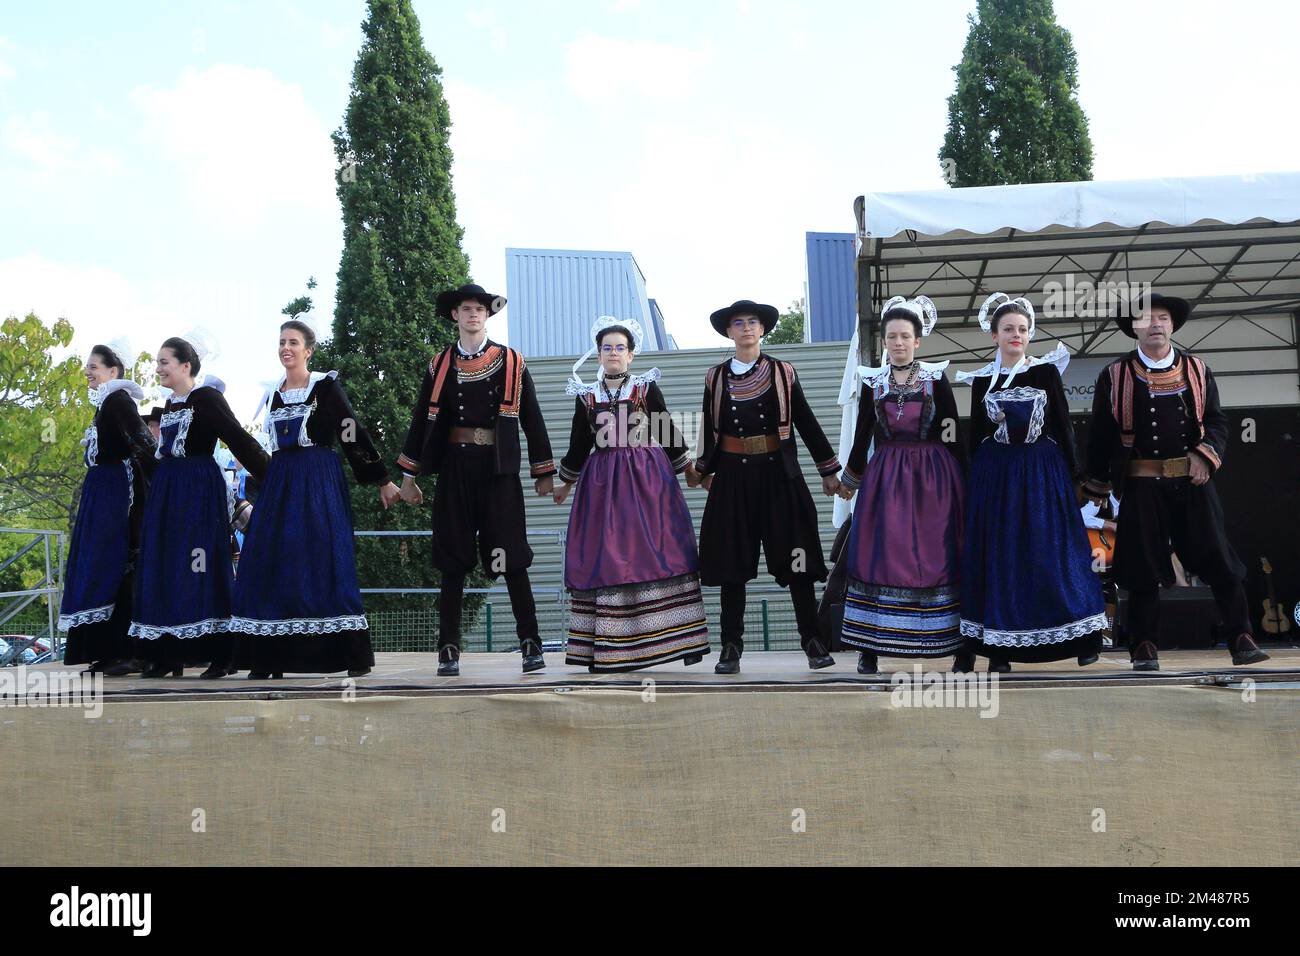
[130,64,337,231]
[2,112,78,173]
[564,33,711,104]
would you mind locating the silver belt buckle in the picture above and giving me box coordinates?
[473,427,491,445]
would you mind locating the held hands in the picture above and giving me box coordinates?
[821,475,842,498]
[835,479,855,501]
[685,461,711,491]
[378,481,401,510]
[535,475,555,497]
[398,476,424,506]
[552,481,573,505]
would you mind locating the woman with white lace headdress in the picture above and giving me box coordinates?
[228,316,399,679]
[552,316,709,672]
[835,296,967,674]
[58,339,157,676]
[129,333,271,678]
[956,293,1106,671]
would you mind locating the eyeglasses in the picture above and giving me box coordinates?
[730,317,761,328]
[600,344,629,354]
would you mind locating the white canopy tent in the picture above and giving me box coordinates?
[831,172,1300,527]
[851,172,1300,409]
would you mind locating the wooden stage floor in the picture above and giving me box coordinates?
[44,645,1300,700]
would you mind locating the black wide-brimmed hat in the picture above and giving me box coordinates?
[709,300,779,337]
[1115,291,1191,339]
[145,406,164,423]
[435,283,506,322]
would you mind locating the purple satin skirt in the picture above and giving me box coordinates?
[564,446,699,591]
[846,439,964,589]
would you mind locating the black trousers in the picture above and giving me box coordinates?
[439,569,539,650]
[1116,476,1252,646]
[719,579,823,653]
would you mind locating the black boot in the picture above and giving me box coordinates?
[199,663,237,680]
[987,655,1011,674]
[683,652,703,666]
[1229,633,1270,666]
[437,645,460,677]
[856,651,878,675]
[805,639,835,671]
[952,652,976,674]
[101,660,134,677]
[520,639,545,673]
[1078,651,1099,667]
[347,666,371,678]
[1131,640,1159,672]
[714,643,742,674]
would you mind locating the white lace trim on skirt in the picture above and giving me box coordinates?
[960,610,1108,647]
[58,603,115,631]
[228,614,369,636]
[129,617,232,640]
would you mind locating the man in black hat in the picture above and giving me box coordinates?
[396,283,557,676]
[686,300,842,673]
[1083,291,1268,671]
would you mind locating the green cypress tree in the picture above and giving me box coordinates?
[314,0,474,648]
[940,0,1093,187]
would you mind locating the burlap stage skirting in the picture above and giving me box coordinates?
[2,686,1295,865]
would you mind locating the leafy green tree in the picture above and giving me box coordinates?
[763,300,806,346]
[940,0,1093,187]
[312,0,479,645]
[0,313,89,531]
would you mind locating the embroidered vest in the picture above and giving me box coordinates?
[706,356,795,447]
[426,343,525,423]
[1108,351,1208,449]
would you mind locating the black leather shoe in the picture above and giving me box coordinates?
[140,662,182,679]
[805,639,835,671]
[521,640,545,673]
[199,663,236,680]
[683,652,703,666]
[952,652,976,673]
[247,671,270,680]
[1078,652,1099,667]
[437,646,460,677]
[347,666,371,678]
[988,657,1011,674]
[1131,640,1159,671]
[101,660,134,677]
[714,643,741,674]
[856,651,878,674]
[1229,633,1270,666]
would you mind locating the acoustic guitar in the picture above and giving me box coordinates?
[1260,556,1291,635]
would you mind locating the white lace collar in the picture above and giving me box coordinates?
[169,374,227,404]
[1136,347,1175,370]
[955,342,1071,384]
[88,379,144,408]
[276,370,337,404]
[857,360,950,390]
[566,367,661,398]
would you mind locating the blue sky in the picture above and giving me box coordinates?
[2,0,1297,413]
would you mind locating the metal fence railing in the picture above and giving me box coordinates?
[0,528,65,648]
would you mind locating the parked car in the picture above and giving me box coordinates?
[0,635,53,666]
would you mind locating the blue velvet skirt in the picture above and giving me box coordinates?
[960,439,1106,662]
[59,462,135,663]
[231,446,372,673]
[130,455,234,662]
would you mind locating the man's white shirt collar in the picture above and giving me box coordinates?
[1137,347,1175,370]
[730,355,759,375]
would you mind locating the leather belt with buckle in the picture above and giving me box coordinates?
[719,433,780,455]
[450,426,495,446]
[1127,456,1190,479]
